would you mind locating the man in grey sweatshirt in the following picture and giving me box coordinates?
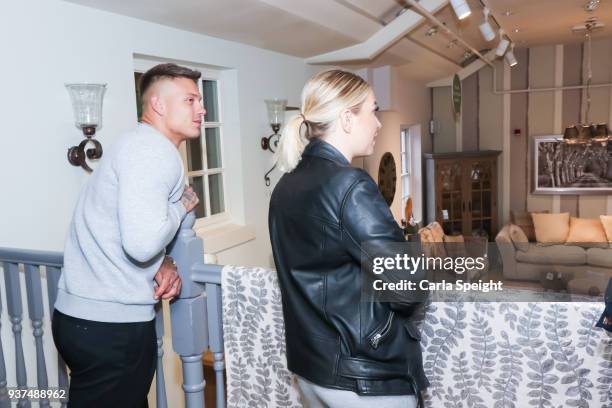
[52,63,204,408]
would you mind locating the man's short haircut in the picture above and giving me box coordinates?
[139,63,202,100]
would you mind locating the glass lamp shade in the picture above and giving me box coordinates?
[576,125,593,144]
[65,83,107,131]
[592,123,610,143]
[563,126,579,143]
[265,99,287,126]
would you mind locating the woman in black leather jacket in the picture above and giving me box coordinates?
[269,70,428,408]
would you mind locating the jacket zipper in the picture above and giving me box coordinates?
[369,311,395,349]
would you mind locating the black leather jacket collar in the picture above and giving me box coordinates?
[302,138,350,166]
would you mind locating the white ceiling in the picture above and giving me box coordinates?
[489,0,612,47]
[64,0,612,81]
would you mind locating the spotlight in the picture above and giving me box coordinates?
[479,8,496,41]
[425,26,439,37]
[496,30,510,56]
[585,0,600,12]
[505,44,518,67]
[450,0,471,20]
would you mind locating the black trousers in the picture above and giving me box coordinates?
[52,310,156,408]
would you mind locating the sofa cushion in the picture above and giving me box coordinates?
[566,217,609,248]
[509,224,529,252]
[586,247,612,269]
[429,222,445,242]
[516,243,586,265]
[418,223,446,258]
[601,215,612,243]
[444,234,466,258]
[532,212,570,244]
[511,210,549,241]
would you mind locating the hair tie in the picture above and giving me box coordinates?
[299,113,311,138]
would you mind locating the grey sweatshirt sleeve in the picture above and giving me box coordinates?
[116,143,187,263]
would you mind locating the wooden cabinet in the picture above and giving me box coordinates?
[424,151,501,239]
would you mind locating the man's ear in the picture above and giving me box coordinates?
[149,95,165,116]
[340,109,352,134]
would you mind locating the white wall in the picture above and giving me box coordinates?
[363,68,431,223]
[0,0,323,405]
[431,86,456,153]
[0,0,321,266]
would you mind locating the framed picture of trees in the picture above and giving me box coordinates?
[532,135,612,194]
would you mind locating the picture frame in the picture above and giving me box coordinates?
[532,135,612,194]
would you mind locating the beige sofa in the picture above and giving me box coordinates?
[495,224,612,282]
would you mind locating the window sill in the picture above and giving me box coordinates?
[193,221,255,255]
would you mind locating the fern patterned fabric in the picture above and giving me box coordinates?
[221,266,612,408]
[421,299,612,408]
[222,265,303,408]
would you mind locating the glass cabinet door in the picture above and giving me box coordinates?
[437,161,463,235]
[468,159,493,239]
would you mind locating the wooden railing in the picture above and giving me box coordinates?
[0,212,226,407]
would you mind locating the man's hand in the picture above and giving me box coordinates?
[154,255,182,300]
[181,185,199,213]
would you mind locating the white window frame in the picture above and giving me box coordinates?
[400,129,412,220]
[133,58,230,231]
[400,125,423,224]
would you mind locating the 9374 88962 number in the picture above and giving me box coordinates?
[8,387,68,401]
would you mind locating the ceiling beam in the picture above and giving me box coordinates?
[258,0,382,42]
[305,0,449,64]
[427,50,497,87]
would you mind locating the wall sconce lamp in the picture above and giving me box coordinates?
[262,99,298,186]
[65,83,107,172]
[261,99,287,153]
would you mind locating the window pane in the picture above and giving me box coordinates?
[202,80,219,122]
[208,173,225,215]
[188,176,207,218]
[402,176,410,197]
[205,127,222,169]
[186,137,203,171]
[134,72,143,121]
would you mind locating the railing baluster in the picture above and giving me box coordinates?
[169,213,209,408]
[206,283,225,408]
[45,266,68,408]
[24,264,49,408]
[0,264,9,408]
[155,303,168,408]
[4,262,30,408]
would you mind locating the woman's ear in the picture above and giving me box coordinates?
[340,109,352,134]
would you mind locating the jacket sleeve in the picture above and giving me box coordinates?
[340,174,428,316]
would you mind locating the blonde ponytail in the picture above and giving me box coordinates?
[274,114,309,173]
[274,69,371,174]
